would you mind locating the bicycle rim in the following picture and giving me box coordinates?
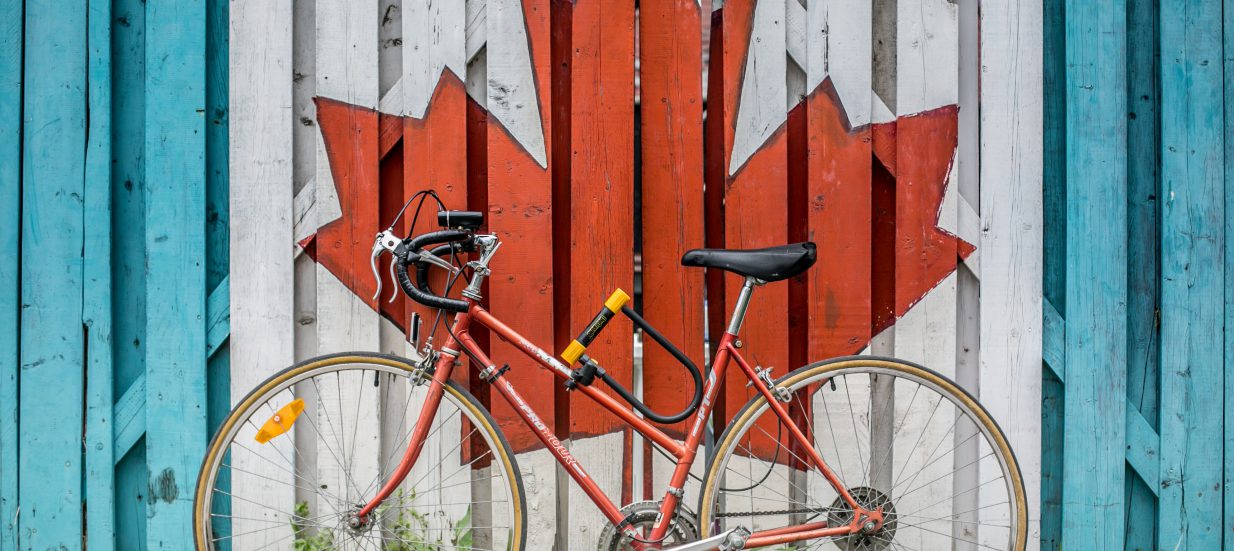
[698,357,1026,551]
[193,353,525,550]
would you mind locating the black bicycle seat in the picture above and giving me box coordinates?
[680,242,817,282]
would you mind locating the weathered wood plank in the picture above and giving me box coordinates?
[712,0,791,445]
[206,276,230,357]
[563,1,635,545]
[1156,1,1224,546]
[18,1,89,548]
[229,0,296,545]
[1123,0,1160,546]
[83,0,116,546]
[1041,299,1064,381]
[484,1,558,547]
[639,0,706,441]
[0,0,20,545]
[113,374,147,465]
[110,0,151,543]
[1061,1,1128,547]
[978,1,1043,548]
[314,0,382,542]
[144,0,208,544]
[1225,1,1234,545]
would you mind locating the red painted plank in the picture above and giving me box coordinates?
[485,0,557,454]
[638,0,705,440]
[565,0,635,439]
[806,83,873,361]
[711,2,790,434]
[402,74,469,371]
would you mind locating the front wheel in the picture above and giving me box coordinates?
[193,352,526,550]
[698,356,1027,550]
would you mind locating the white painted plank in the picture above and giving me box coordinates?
[486,0,546,168]
[810,0,872,127]
[893,3,959,547]
[315,2,382,548]
[727,0,786,175]
[228,0,297,546]
[979,1,1044,549]
[402,0,465,118]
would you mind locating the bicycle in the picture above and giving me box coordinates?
[195,193,1026,550]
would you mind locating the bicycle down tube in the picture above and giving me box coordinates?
[360,284,878,549]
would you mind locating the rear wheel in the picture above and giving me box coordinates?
[698,356,1026,550]
[193,352,526,550]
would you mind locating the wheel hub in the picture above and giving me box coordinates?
[828,487,898,551]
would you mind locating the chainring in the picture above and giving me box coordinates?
[597,501,700,551]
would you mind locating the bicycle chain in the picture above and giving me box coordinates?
[715,506,840,518]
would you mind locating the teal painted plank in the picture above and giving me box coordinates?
[1040,371,1065,551]
[0,0,20,547]
[1225,0,1234,546]
[1061,1,1128,548]
[1157,1,1225,548]
[1124,408,1160,495]
[1123,1,1160,548]
[19,1,89,548]
[110,0,149,543]
[1042,298,1064,381]
[83,0,115,547]
[112,374,146,465]
[144,0,208,545]
[206,0,229,293]
[206,276,230,357]
[1040,0,1066,546]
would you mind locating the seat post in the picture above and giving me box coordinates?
[725,277,762,335]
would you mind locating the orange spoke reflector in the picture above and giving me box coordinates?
[255,398,305,444]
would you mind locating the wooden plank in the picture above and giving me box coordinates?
[639,0,706,443]
[977,1,1043,548]
[314,0,382,543]
[484,1,558,547]
[113,374,147,464]
[1042,299,1064,381]
[1123,0,1160,546]
[0,0,20,545]
[1156,1,1224,547]
[229,0,296,545]
[563,1,635,545]
[1125,406,1160,494]
[805,0,873,366]
[110,0,150,543]
[1040,0,1065,539]
[144,0,208,545]
[206,277,231,357]
[892,2,959,547]
[18,1,89,548]
[83,0,116,546]
[713,0,791,447]
[1226,1,1234,546]
[401,0,468,346]
[1061,0,1128,546]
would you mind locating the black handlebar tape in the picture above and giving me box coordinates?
[394,240,470,313]
[414,241,477,294]
[560,289,631,365]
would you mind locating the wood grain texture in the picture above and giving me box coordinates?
[143,0,209,545]
[229,0,295,545]
[1225,1,1234,546]
[0,0,19,545]
[1123,0,1161,546]
[712,0,791,436]
[19,2,88,547]
[978,2,1043,549]
[1157,1,1224,547]
[1061,1,1128,547]
[564,0,635,544]
[639,0,706,440]
[83,0,116,547]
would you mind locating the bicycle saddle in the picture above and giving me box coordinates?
[680,242,817,282]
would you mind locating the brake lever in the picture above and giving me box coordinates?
[370,230,403,302]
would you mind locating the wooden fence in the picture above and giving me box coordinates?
[0,0,230,549]
[230,0,1043,549]
[1040,1,1234,549]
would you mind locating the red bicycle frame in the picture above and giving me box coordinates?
[359,278,881,548]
